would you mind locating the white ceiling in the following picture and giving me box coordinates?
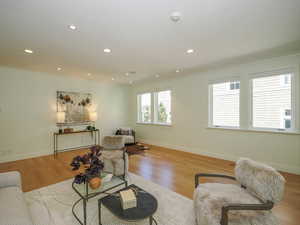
[0,0,300,84]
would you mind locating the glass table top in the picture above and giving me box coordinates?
[73,173,126,198]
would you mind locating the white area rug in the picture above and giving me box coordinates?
[25,173,195,225]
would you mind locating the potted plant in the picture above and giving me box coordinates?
[70,145,104,189]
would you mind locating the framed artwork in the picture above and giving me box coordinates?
[57,91,92,124]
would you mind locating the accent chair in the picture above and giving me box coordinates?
[194,158,286,225]
[100,136,128,178]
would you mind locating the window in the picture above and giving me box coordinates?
[251,74,293,130]
[230,81,240,90]
[208,69,297,133]
[137,93,151,123]
[137,90,172,125]
[285,109,291,116]
[210,81,240,127]
[282,109,292,129]
[280,74,291,86]
[154,90,171,124]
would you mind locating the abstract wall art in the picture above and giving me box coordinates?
[57,91,93,124]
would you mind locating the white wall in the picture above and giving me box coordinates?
[129,53,300,174]
[0,66,130,162]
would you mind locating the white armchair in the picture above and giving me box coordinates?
[100,136,128,177]
[194,158,286,225]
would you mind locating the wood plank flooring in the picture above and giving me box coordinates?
[0,145,299,225]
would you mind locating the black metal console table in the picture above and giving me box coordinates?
[53,129,100,158]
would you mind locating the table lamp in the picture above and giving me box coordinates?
[57,111,66,123]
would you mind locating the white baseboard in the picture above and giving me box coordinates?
[2,139,300,175]
[138,138,300,175]
[0,151,51,163]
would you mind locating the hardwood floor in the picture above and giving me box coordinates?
[0,145,299,225]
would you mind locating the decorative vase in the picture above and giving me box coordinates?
[89,177,102,189]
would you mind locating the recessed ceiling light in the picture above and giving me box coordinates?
[175,69,180,73]
[125,73,129,76]
[87,73,91,76]
[69,25,76,30]
[104,48,111,53]
[24,49,33,54]
[186,49,194,54]
[111,77,115,81]
[57,67,62,71]
[155,74,160,78]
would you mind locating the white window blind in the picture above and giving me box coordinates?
[252,74,292,130]
[154,90,171,124]
[211,81,240,127]
[137,93,151,123]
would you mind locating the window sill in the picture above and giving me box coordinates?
[136,122,172,127]
[207,126,300,135]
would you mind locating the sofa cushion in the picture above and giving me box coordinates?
[0,186,33,225]
[0,171,22,189]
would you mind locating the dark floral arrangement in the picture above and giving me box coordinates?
[70,145,104,184]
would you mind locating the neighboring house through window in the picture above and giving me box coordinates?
[252,74,292,130]
[230,81,240,90]
[209,81,240,128]
[208,70,297,133]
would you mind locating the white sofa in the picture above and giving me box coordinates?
[0,171,34,225]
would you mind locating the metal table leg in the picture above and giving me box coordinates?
[83,199,87,225]
[98,201,102,225]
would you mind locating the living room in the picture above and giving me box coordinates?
[0,1,300,225]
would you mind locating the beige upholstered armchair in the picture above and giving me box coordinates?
[194,158,286,225]
[100,136,128,178]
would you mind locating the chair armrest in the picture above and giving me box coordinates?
[0,171,22,189]
[195,173,236,188]
[220,201,274,225]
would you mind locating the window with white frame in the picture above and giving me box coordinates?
[137,90,172,125]
[154,90,171,124]
[137,93,152,123]
[210,81,240,127]
[251,73,293,130]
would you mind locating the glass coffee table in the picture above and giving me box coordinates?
[98,184,158,225]
[72,172,127,225]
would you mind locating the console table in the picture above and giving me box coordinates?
[53,129,100,158]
